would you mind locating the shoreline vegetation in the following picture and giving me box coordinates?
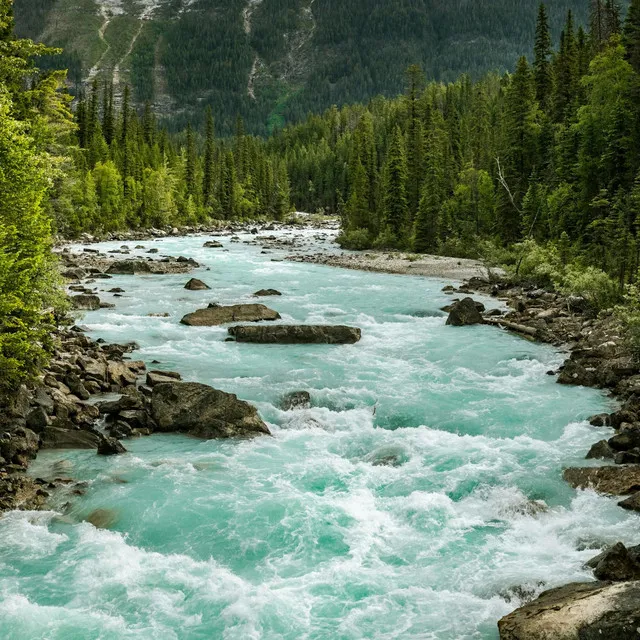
[3,0,640,635]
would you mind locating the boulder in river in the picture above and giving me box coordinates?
[280,390,311,411]
[203,241,223,248]
[107,260,152,275]
[586,542,640,581]
[563,465,640,495]
[97,436,127,456]
[146,370,182,386]
[445,297,484,326]
[150,381,270,438]
[254,289,282,297]
[70,294,101,310]
[180,303,280,326]
[40,427,102,449]
[228,324,362,344]
[497,580,640,639]
[184,278,210,291]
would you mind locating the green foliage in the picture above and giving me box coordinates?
[616,278,640,358]
[0,1,72,393]
[336,228,372,250]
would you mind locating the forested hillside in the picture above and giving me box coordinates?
[14,0,590,134]
[271,0,640,304]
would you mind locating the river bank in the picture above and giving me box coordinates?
[1,228,638,638]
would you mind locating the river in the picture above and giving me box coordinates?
[1,229,638,639]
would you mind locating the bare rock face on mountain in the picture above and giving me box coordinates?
[498,580,640,640]
[150,381,270,438]
[228,324,361,344]
[180,304,280,326]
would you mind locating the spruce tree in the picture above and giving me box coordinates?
[381,126,408,241]
[203,107,215,207]
[624,0,640,73]
[533,3,552,110]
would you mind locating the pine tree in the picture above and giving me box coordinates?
[381,126,408,241]
[405,64,426,219]
[345,158,370,231]
[533,3,552,109]
[624,0,640,73]
[203,107,215,207]
[185,122,196,199]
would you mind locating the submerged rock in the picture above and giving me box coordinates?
[280,390,311,411]
[184,278,210,291]
[563,465,640,495]
[228,324,361,344]
[254,289,282,297]
[445,297,484,326]
[85,508,118,529]
[498,580,640,639]
[180,304,280,326]
[150,381,270,438]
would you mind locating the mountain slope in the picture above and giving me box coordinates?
[15,0,589,134]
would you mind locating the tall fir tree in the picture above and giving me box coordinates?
[382,126,409,241]
[534,3,552,110]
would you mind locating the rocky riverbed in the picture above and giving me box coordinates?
[2,227,639,638]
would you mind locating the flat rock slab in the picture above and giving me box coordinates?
[563,465,640,495]
[180,304,280,326]
[40,427,102,450]
[229,324,361,344]
[150,381,270,438]
[498,580,640,639]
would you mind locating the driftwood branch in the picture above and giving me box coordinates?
[495,157,522,215]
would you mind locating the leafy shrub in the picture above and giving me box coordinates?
[558,266,620,312]
[336,228,372,250]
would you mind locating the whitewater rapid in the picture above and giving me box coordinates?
[1,229,638,639]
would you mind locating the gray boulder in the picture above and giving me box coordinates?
[184,278,210,291]
[70,294,101,310]
[107,260,152,275]
[498,580,640,639]
[40,427,102,449]
[180,304,281,326]
[150,381,270,438]
[586,542,640,581]
[281,390,311,411]
[445,297,484,326]
[228,324,361,344]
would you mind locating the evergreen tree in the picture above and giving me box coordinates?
[381,126,408,241]
[624,0,640,73]
[203,106,215,207]
[533,3,552,109]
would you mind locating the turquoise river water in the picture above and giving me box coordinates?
[1,230,639,639]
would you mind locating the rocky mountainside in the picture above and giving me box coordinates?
[15,0,588,134]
